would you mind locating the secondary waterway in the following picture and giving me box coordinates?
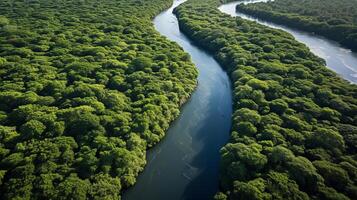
[219,0,357,83]
[123,0,232,199]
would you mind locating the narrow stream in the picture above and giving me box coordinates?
[219,0,357,83]
[123,0,232,199]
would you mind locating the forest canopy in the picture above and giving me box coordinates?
[0,0,197,199]
[236,0,357,52]
[175,0,357,199]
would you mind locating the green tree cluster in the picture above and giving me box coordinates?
[236,0,357,52]
[0,0,198,199]
[175,0,357,199]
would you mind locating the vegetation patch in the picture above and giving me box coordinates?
[175,0,357,199]
[0,0,198,199]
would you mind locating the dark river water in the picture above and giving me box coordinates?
[123,0,232,199]
[124,0,357,200]
[219,0,357,84]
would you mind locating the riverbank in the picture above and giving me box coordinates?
[175,0,357,199]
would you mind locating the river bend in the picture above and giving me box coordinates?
[123,0,232,199]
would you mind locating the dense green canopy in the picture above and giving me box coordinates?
[0,0,197,199]
[236,0,357,51]
[175,0,357,199]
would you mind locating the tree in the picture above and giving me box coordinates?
[33,173,62,199]
[75,146,98,178]
[129,56,152,72]
[269,145,294,166]
[64,107,104,137]
[237,98,259,110]
[309,128,345,151]
[338,124,357,152]
[320,107,341,122]
[20,120,46,139]
[236,122,257,136]
[313,160,350,191]
[233,108,262,125]
[231,178,270,200]
[318,186,350,200]
[220,143,267,182]
[266,171,309,200]
[247,78,269,91]
[261,113,283,126]
[283,114,311,131]
[2,175,35,200]
[89,173,121,200]
[0,16,9,27]
[56,174,90,200]
[270,99,289,114]
[287,156,322,192]
[258,126,286,145]
[1,152,24,168]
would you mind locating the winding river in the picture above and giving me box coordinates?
[123,0,232,199]
[219,0,357,84]
[124,0,357,200]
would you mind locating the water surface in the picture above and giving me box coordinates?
[123,0,232,199]
[219,0,357,83]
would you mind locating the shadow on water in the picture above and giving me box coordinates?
[180,106,231,200]
[179,68,232,199]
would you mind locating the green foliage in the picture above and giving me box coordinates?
[286,156,322,192]
[231,178,270,200]
[214,192,228,200]
[270,99,288,114]
[233,108,261,125]
[0,16,9,27]
[56,174,90,200]
[175,0,357,199]
[0,0,198,199]
[266,171,309,200]
[236,0,357,51]
[236,122,257,136]
[220,142,267,185]
[19,120,46,139]
[129,56,153,72]
[313,160,350,191]
[89,173,121,200]
[308,128,345,151]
